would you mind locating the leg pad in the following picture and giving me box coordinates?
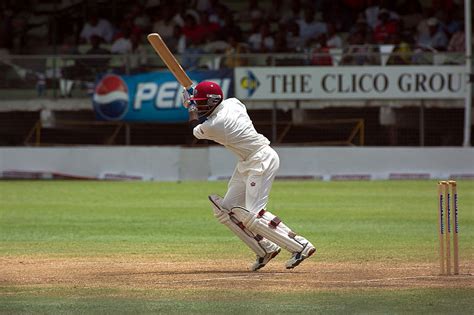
[233,207,305,253]
[209,195,279,257]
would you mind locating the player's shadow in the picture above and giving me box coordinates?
[96,270,300,277]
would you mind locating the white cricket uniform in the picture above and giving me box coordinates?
[193,98,279,214]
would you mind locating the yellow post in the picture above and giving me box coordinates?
[437,181,446,275]
[449,181,459,275]
[443,181,451,275]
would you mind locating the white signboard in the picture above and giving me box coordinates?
[235,66,467,100]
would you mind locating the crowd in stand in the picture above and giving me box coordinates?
[0,0,468,70]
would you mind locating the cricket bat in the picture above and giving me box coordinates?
[147,33,193,89]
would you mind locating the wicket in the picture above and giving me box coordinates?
[437,180,459,275]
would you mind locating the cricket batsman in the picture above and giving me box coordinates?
[182,81,316,271]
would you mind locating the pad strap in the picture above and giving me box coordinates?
[233,207,304,253]
[209,195,278,256]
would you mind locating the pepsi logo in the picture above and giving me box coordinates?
[93,74,129,120]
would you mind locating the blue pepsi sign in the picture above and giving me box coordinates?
[92,70,233,122]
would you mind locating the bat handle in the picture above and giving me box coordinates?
[185,86,194,95]
[182,86,195,109]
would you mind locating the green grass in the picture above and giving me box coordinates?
[1,288,473,314]
[1,180,473,313]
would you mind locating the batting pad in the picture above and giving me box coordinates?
[232,207,305,253]
[208,195,279,257]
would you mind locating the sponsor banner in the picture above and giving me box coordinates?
[235,66,467,100]
[93,70,233,121]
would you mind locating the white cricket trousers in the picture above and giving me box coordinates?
[222,145,279,214]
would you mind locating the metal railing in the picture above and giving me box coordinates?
[24,118,364,146]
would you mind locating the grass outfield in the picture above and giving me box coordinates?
[0,180,473,314]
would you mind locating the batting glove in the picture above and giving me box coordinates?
[182,86,195,108]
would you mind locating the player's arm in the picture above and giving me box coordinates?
[182,87,199,128]
[182,87,206,138]
[188,105,199,129]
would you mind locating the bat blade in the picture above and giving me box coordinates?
[147,33,193,89]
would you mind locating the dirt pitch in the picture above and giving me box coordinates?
[1,257,473,294]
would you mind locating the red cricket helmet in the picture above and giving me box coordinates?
[189,81,223,117]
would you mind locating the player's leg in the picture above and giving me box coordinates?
[238,147,316,269]
[214,167,280,271]
[209,194,280,271]
[221,166,247,211]
[244,208,316,269]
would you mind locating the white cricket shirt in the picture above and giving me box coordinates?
[193,98,270,161]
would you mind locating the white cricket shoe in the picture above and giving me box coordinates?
[251,247,281,271]
[285,241,316,269]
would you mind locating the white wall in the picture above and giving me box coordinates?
[0,147,473,181]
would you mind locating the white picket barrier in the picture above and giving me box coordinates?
[0,147,473,181]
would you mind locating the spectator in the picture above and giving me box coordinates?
[152,5,176,40]
[129,33,149,72]
[437,9,462,38]
[239,0,265,22]
[36,73,46,97]
[398,0,423,32]
[417,17,448,51]
[286,21,304,52]
[202,31,229,54]
[247,14,264,38]
[111,29,132,54]
[268,0,286,23]
[248,22,274,52]
[209,3,229,27]
[113,17,141,42]
[172,6,200,28]
[326,23,343,48]
[79,12,114,44]
[365,0,382,30]
[129,4,151,33]
[373,9,399,44]
[84,35,110,73]
[182,14,201,45]
[447,23,465,53]
[165,25,186,54]
[59,35,78,55]
[446,22,465,64]
[280,0,303,24]
[195,11,220,42]
[196,0,212,13]
[273,24,289,52]
[416,9,434,45]
[224,35,249,67]
[349,15,372,43]
[86,35,110,55]
[218,14,242,42]
[182,38,205,69]
[341,31,378,65]
[386,34,413,65]
[311,34,333,66]
[323,2,353,32]
[296,8,327,44]
[366,0,399,30]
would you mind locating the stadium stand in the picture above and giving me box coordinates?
[0,0,471,146]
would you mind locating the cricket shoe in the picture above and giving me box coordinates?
[251,247,281,271]
[285,241,316,269]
